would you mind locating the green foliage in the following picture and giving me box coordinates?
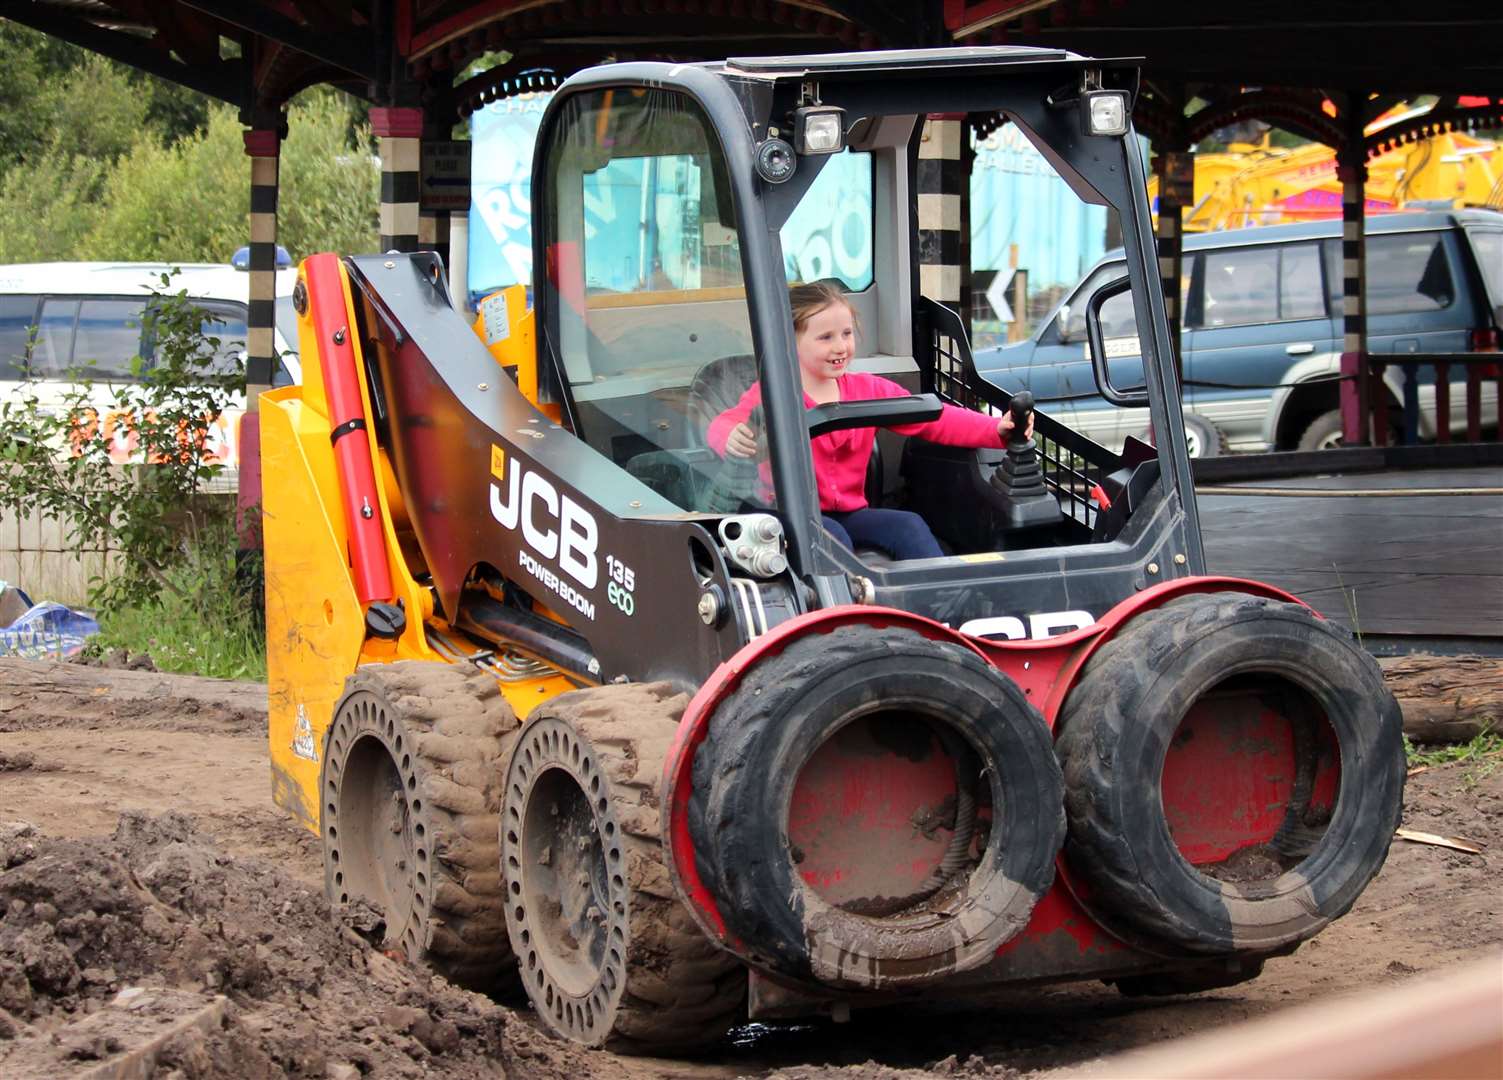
[79,108,249,263]
[277,90,382,259]
[0,55,148,264]
[36,54,151,164]
[0,71,378,265]
[0,24,81,169]
[78,92,379,262]
[1404,731,1503,791]
[0,24,206,171]
[0,277,243,612]
[0,149,110,264]
[86,517,267,681]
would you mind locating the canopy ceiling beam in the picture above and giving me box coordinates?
[178,0,381,82]
[1,4,246,106]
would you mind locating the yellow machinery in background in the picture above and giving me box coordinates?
[1152,105,1503,232]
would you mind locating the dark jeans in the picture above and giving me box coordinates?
[823,508,944,561]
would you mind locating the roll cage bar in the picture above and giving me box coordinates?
[531,46,1201,590]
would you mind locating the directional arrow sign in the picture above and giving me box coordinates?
[421,141,473,211]
[985,270,1014,323]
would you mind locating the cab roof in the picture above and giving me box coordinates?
[721,45,1085,78]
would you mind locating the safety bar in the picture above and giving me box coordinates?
[1371,353,1501,445]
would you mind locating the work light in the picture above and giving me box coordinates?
[794,106,846,154]
[1083,90,1128,137]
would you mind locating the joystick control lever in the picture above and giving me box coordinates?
[990,391,1062,530]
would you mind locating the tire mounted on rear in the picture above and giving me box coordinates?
[690,624,1066,991]
[1055,593,1405,955]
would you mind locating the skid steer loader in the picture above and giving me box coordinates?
[262,46,1404,1053]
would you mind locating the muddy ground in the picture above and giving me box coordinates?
[1,656,1500,1079]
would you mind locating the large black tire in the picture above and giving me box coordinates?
[321,661,520,991]
[501,683,745,1053]
[689,625,1065,991]
[1055,593,1405,956]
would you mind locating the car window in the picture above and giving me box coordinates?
[1322,239,1343,313]
[1466,230,1503,309]
[30,299,80,378]
[1279,243,1325,320]
[1201,246,1279,327]
[1061,265,1139,340]
[1367,233,1453,314]
[71,298,149,380]
[0,295,37,379]
[194,300,249,376]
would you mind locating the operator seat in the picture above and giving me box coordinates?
[685,353,885,510]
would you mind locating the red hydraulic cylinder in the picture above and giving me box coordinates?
[302,253,393,605]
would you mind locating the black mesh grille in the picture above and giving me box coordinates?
[923,298,1122,532]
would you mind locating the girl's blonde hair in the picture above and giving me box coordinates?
[789,281,859,336]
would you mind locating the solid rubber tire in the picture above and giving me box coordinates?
[1055,592,1405,955]
[501,682,745,1054]
[689,624,1065,990]
[321,660,520,991]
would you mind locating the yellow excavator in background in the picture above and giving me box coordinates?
[1153,105,1503,232]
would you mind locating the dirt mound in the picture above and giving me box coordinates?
[0,658,264,736]
[0,811,611,1079]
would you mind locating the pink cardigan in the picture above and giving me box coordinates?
[706,371,1004,512]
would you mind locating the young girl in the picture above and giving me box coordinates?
[707,282,1033,560]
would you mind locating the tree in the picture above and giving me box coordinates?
[0,24,207,169]
[80,91,379,262]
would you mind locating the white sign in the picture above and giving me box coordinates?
[421,141,473,211]
[985,271,1015,323]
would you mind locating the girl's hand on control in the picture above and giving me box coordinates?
[725,422,759,458]
[997,410,1035,441]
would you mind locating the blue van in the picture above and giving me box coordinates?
[975,209,1503,454]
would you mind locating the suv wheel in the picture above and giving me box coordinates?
[1140,413,1225,458]
[1296,409,1345,451]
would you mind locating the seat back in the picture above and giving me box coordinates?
[686,353,758,447]
[687,350,887,510]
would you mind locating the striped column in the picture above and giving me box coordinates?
[1155,150,1193,370]
[372,107,423,253]
[243,128,282,398]
[1337,139,1369,445]
[917,114,968,321]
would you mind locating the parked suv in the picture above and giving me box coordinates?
[0,261,300,488]
[976,209,1502,454]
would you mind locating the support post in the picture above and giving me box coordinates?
[917,114,969,327]
[372,106,423,253]
[242,125,282,398]
[237,121,283,570]
[419,113,452,267]
[1338,100,1370,446]
[1154,149,1192,373]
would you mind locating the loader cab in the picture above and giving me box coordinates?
[532,47,1202,628]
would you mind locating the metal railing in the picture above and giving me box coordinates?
[922,298,1122,533]
[1372,353,1502,445]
